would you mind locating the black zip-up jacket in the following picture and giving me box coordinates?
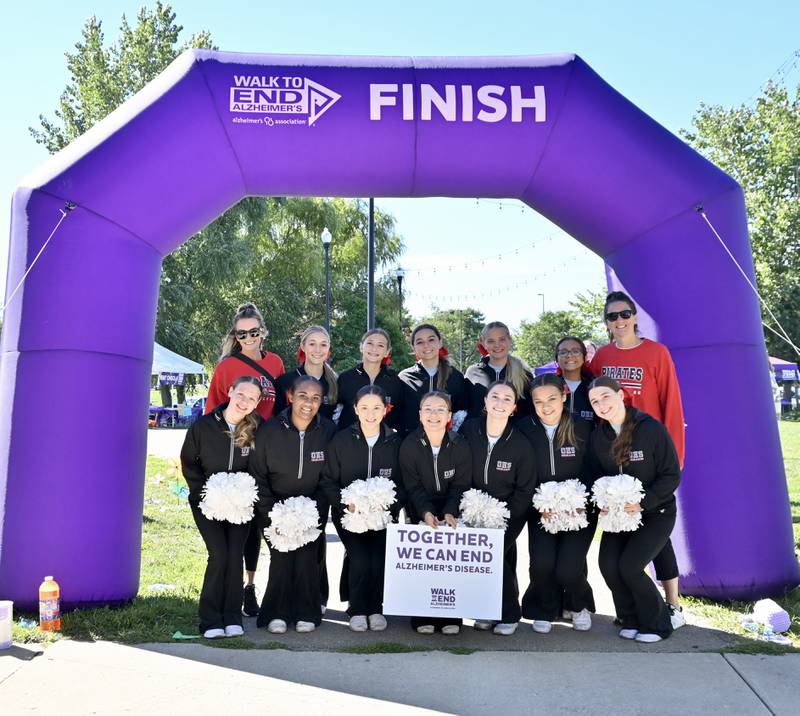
[561,375,596,425]
[250,409,337,525]
[588,409,681,513]
[517,415,592,488]
[464,356,534,420]
[458,417,536,519]
[320,422,404,518]
[274,366,337,420]
[337,363,406,433]
[180,404,260,507]
[399,427,472,523]
[398,361,469,433]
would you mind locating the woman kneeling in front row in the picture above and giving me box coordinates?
[588,376,680,643]
[400,391,472,635]
[322,385,404,632]
[518,374,596,634]
[252,376,337,634]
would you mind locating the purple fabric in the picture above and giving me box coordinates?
[1,51,797,607]
[535,361,558,376]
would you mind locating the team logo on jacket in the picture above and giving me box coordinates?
[560,447,576,458]
[229,74,341,127]
[443,469,456,480]
[310,451,325,462]
[629,450,644,462]
[379,468,393,478]
[496,460,512,472]
[580,410,594,420]
[240,447,251,457]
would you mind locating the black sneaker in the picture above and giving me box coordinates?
[242,584,259,617]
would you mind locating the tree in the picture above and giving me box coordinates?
[30,6,410,373]
[31,3,213,153]
[567,288,608,343]
[682,83,800,358]
[515,311,588,368]
[417,307,485,372]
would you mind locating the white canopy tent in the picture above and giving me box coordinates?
[151,342,205,375]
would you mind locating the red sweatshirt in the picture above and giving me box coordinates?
[587,338,685,467]
[205,351,285,421]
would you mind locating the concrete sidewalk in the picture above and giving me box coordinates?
[2,640,797,715]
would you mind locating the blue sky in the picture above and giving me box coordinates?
[1,0,798,329]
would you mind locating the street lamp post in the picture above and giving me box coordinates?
[537,292,545,316]
[321,227,332,332]
[394,266,405,322]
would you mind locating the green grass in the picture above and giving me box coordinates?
[337,642,432,654]
[683,421,800,652]
[14,457,209,646]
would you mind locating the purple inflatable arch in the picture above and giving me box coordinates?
[1,51,797,608]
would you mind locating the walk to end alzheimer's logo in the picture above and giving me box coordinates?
[229,74,341,127]
[430,587,456,610]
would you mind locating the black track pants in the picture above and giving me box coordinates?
[598,504,676,638]
[191,505,250,632]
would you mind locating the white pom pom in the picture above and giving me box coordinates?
[199,472,258,524]
[340,477,397,533]
[532,479,589,534]
[458,488,510,530]
[264,496,321,552]
[451,410,468,432]
[592,474,644,532]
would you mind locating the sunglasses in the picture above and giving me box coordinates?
[605,310,634,321]
[234,328,263,340]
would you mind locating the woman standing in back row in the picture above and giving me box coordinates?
[205,302,285,618]
[399,323,468,433]
[337,328,406,434]
[587,291,685,626]
[465,321,534,420]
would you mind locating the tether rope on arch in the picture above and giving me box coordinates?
[697,205,800,358]
[0,201,76,319]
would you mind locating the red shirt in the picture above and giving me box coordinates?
[205,351,285,421]
[588,338,685,467]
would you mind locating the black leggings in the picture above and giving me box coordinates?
[243,518,261,573]
[522,509,596,621]
[191,505,250,632]
[599,504,676,638]
[653,539,679,581]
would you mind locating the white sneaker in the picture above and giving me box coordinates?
[571,609,592,631]
[441,625,460,635]
[669,605,686,629]
[368,614,387,631]
[493,622,518,636]
[321,604,327,615]
[224,624,244,637]
[473,619,496,631]
[267,619,287,634]
[619,628,638,640]
[561,609,571,620]
[532,620,552,634]
[202,628,225,639]
[349,615,368,632]
[635,632,663,643]
[295,621,316,633]
[416,624,435,635]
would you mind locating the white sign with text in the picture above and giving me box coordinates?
[383,523,504,620]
